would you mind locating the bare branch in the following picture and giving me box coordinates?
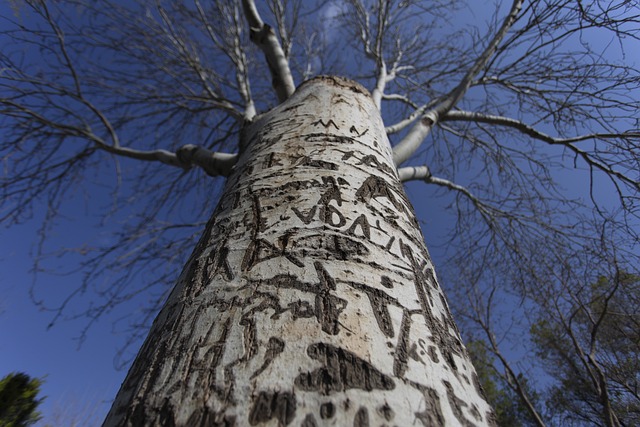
[2,99,237,176]
[176,145,238,177]
[470,289,547,427]
[242,0,296,103]
[399,165,514,229]
[443,110,640,191]
[194,0,256,121]
[385,102,431,134]
[392,0,523,165]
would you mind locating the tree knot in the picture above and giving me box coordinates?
[176,144,199,169]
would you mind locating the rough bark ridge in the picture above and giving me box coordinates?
[104,76,494,426]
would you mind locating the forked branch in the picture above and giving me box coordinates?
[392,0,523,165]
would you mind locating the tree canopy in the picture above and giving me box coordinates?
[1,0,639,424]
[530,273,640,426]
[0,372,43,427]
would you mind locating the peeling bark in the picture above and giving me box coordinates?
[104,76,494,426]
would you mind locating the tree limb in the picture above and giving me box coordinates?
[398,165,506,222]
[443,110,640,191]
[473,289,547,427]
[242,0,296,103]
[4,100,237,177]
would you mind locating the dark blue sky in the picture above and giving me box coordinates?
[1,1,637,425]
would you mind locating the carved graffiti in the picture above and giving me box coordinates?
[295,343,395,393]
[249,391,296,426]
[242,237,304,271]
[349,125,369,137]
[107,80,492,427]
[292,206,317,224]
[250,337,285,379]
[356,175,404,211]
[312,119,339,129]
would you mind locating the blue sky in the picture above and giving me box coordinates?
[0,213,134,424]
[0,223,125,426]
[1,1,638,425]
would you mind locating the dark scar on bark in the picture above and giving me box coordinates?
[210,239,234,281]
[319,204,346,228]
[304,133,359,145]
[292,206,317,224]
[443,380,478,427]
[341,280,400,335]
[315,292,347,335]
[342,151,354,160]
[289,233,369,261]
[320,402,335,419]
[250,337,285,379]
[393,309,411,378]
[353,407,369,427]
[295,343,395,393]
[357,155,392,174]
[349,125,369,137]
[347,214,371,239]
[288,300,315,319]
[428,346,439,363]
[314,262,346,335]
[263,152,283,169]
[356,175,403,211]
[469,404,482,422]
[364,287,394,338]
[249,266,346,335]
[185,407,236,427]
[242,238,304,271]
[377,402,394,421]
[299,156,338,170]
[385,236,395,250]
[400,241,463,375]
[248,390,296,426]
[240,316,258,363]
[319,176,343,206]
[301,413,318,427]
[381,276,393,289]
[182,317,233,415]
[412,383,445,427]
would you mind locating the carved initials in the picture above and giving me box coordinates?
[292,206,317,224]
[349,125,369,137]
[242,238,304,271]
[347,214,371,239]
[312,119,339,129]
[320,205,346,228]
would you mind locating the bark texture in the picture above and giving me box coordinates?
[104,76,494,426]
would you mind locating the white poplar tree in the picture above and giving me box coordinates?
[1,0,638,425]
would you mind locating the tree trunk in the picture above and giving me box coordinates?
[104,76,494,427]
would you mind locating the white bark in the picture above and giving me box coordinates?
[242,0,295,103]
[104,77,494,427]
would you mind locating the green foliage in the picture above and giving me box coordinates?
[466,340,543,426]
[0,373,44,427]
[530,273,640,426]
